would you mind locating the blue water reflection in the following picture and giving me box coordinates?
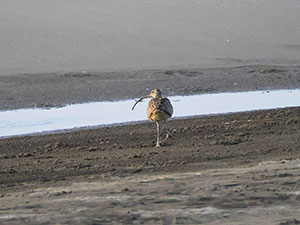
[1,89,300,138]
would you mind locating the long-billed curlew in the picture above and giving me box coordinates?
[132,89,173,147]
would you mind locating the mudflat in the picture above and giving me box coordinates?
[1,65,300,110]
[1,66,300,224]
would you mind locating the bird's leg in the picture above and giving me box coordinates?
[165,129,175,139]
[159,121,175,145]
[166,121,175,139]
[156,121,160,147]
[159,121,169,144]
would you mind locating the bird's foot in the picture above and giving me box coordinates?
[159,133,169,145]
[165,130,175,139]
[155,131,175,147]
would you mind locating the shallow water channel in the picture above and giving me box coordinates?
[1,89,300,138]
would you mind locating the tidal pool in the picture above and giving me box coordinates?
[0,89,300,138]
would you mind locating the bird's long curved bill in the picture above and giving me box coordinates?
[132,96,148,110]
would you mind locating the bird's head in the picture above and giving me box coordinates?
[132,89,162,110]
[149,89,162,98]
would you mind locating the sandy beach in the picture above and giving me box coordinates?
[1,65,300,224]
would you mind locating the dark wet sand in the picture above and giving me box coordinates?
[1,65,300,110]
[1,65,300,224]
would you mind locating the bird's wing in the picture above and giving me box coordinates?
[148,97,173,117]
[160,97,173,117]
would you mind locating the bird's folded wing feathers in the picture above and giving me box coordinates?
[148,98,173,117]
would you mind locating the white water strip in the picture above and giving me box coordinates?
[1,89,300,138]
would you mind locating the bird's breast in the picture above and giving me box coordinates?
[148,109,171,121]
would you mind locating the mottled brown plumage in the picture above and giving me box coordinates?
[147,97,173,121]
[132,89,173,147]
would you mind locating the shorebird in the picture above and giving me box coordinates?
[132,89,173,147]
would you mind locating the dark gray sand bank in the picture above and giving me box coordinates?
[1,65,300,110]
